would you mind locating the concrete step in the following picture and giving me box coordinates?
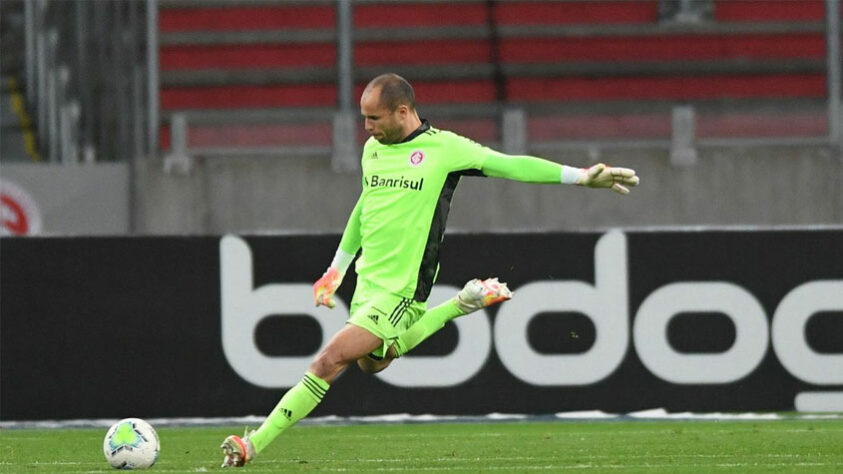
[157,99,828,150]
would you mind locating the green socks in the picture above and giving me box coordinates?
[393,298,465,357]
[248,300,465,454]
[249,372,329,453]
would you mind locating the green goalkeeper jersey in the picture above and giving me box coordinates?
[339,120,564,301]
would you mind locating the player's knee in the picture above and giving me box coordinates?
[309,347,346,380]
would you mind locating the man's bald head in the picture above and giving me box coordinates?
[363,73,416,112]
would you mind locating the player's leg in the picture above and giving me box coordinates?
[222,325,382,468]
[308,323,383,381]
[251,324,381,451]
[392,278,512,357]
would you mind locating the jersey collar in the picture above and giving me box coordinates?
[398,119,430,144]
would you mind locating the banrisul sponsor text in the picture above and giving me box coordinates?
[365,175,424,190]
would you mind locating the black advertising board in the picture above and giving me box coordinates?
[1,230,841,420]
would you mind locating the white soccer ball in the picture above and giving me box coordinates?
[102,418,160,470]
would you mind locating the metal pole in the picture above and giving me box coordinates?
[336,0,353,112]
[47,29,59,163]
[826,0,841,148]
[129,1,143,234]
[129,1,143,159]
[24,0,36,107]
[57,66,70,163]
[146,0,159,158]
[114,1,129,161]
[36,0,48,154]
[76,0,94,157]
[332,0,357,172]
[95,0,110,160]
[60,102,80,164]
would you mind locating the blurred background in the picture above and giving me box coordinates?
[2,0,841,236]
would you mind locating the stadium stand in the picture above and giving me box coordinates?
[0,0,34,161]
[156,0,830,152]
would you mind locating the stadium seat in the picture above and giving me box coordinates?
[156,0,829,150]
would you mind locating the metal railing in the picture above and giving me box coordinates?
[23,0,153,163]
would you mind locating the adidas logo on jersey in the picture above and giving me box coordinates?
[368,314,379,324]
[281,408,293,420]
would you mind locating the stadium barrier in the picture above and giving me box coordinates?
[1,229,841,421]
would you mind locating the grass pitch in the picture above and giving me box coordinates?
[2,419,842,472]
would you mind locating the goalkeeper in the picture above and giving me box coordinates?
[221,73,639,467]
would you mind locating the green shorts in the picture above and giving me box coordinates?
[347,279,426,358]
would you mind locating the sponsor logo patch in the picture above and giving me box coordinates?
[365,175,424,191]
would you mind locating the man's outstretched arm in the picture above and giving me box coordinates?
[480,153,640,195]
[314,196,362,308]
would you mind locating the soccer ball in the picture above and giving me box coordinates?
[102,418,160,469]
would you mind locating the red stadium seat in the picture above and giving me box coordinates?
[156,0,829,149]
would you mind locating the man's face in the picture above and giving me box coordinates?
[360,88,405,144]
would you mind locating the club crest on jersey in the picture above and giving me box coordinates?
[409,150,425,166]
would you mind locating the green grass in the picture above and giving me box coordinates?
[2,420,843,472]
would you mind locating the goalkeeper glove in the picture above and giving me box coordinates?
[562,163,640,195]
[313,248,355,308]
[314,267,342,309]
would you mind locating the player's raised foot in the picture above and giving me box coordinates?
[220,433,255,468]
[455,277,513,314]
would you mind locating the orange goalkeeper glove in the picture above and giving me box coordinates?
[314,267,342,309]
[313,248,355,308]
